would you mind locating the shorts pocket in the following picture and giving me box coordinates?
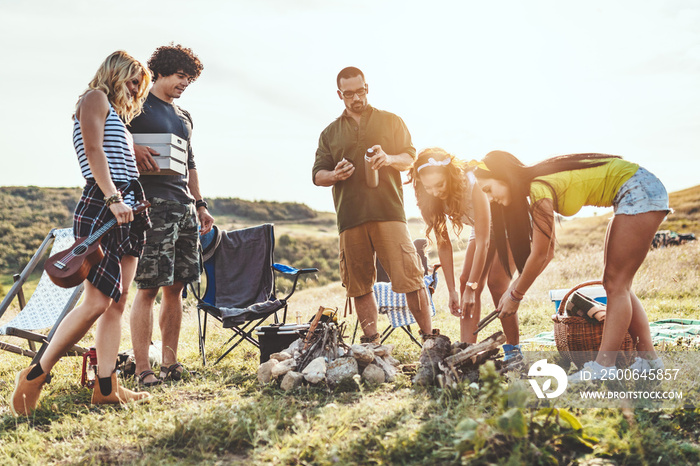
[401,243,422,277]
[339,249,348,286]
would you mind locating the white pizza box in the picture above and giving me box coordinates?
[132,132,186,148]
[141,156,187,176]
[133,133,187,175]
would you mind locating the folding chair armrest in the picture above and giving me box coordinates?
[274,264,318,301]
[431,263,442,281]
[273,263,319,275]
[197,302,222,318]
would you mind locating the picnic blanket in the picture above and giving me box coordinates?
[522,318,700,347]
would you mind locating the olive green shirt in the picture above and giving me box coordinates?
[313,105,416,233]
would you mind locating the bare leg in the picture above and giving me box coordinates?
[597,211,666,367]
[406,287,433,335]
[130,286,159,383]
[628,292,656,355]
[38,282,111,373]
[487,248,518,345]
[95,255,138,377]
[354,292,379,337]
[159,281,185,366]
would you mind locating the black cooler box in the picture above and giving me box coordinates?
[255,323,309,363]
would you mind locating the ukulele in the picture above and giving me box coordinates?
[45,200,150,288]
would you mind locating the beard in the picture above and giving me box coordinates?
[348,100,366,113]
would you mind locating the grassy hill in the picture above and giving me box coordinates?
[0,187,339,287]
[664,184,700,232]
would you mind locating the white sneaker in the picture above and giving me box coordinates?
[629,356,664,375]
[568,360,616,384]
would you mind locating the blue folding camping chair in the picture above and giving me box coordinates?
[190,224,317,365]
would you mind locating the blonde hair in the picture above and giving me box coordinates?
[77,51,151,123]
[407,147,469,243]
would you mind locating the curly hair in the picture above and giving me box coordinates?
[148,44,203,81]
[77,50,151,123]
[474,150,616,275]
[407,147,470,243]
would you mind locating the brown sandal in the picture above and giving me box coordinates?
[160,363,187,382]
[136,370,162,388]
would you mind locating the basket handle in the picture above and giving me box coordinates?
[557,280,603,316]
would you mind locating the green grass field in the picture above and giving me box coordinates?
[1,209,699,464]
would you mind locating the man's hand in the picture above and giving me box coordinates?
[134,144,161,173]
[369,145,394,169]
[333,158,355,182]
[198,208,214,235]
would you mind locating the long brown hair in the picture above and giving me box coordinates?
[474,150,617,275]
[407,148,470,243]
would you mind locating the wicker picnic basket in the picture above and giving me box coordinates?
[552,280,636,369]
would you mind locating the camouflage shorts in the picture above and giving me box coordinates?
[135,198,201,289]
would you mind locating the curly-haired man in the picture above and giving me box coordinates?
[128,44,213,387]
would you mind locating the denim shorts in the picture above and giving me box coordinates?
[612,167,671,216]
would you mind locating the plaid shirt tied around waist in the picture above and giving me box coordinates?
[73,179,151,302]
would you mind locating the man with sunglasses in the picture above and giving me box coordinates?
[312,67,435,345]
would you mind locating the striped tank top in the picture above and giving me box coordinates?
[73,104,139,183]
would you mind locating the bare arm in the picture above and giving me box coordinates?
[436,232,460,316]
[188,169,214,234]
[77,90,133,225]
[465,184,491,284]
[461,184,492,316]
[498,199,556,318]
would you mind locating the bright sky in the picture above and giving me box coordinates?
[2,0,699,219]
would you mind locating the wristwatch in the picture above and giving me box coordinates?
[195,199,208,210]
[466,281,478,291]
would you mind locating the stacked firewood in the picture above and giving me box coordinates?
[414,331,514,387]
[257,307,402,390]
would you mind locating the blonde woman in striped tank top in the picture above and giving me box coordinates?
[11,51,152,416]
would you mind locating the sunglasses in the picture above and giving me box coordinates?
[339,86,368,99]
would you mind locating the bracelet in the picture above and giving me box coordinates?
[104,192,123,207]
[509,290,523,303]
[195,199,208,210]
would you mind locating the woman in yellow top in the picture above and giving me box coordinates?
[408,148,519,358]
[474,151,670,382]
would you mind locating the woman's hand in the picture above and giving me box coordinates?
[109,201,133,225]
[461,287,476,318]
[448,289,461,317]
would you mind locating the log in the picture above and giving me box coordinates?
[303,306,327,351]
[443,331,505,369]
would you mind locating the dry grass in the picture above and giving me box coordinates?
[1,209,699,464]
